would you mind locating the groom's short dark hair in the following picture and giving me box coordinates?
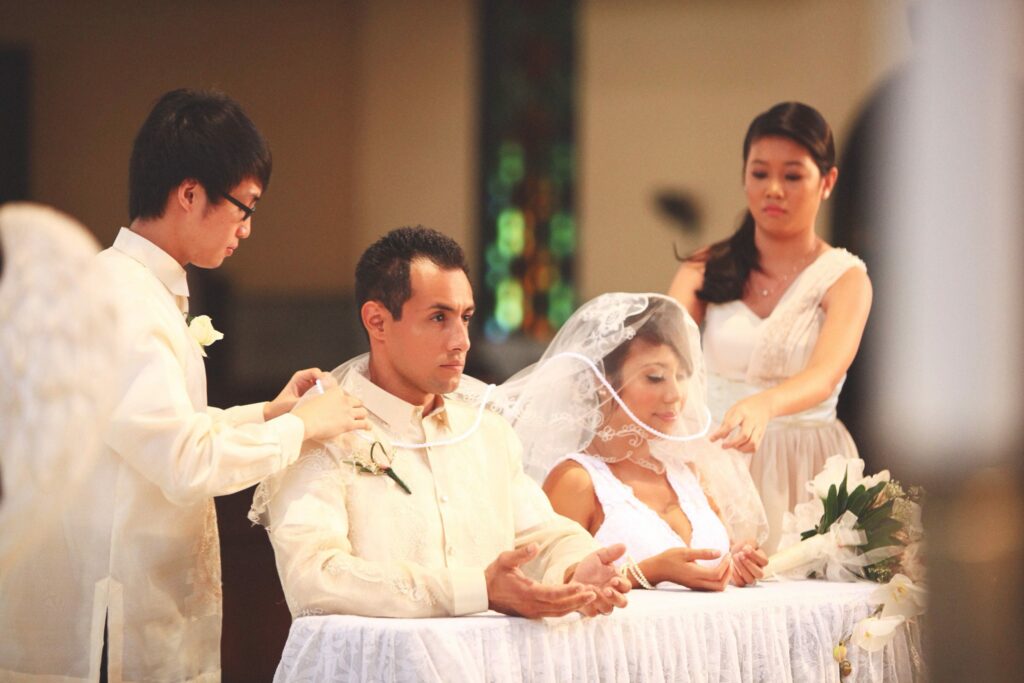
[355,226,469,320]
[128,88,272,221]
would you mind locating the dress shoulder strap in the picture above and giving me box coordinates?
[559,454,633,507]
[776,248,866,310]
[803,247,866,293]
[745,248,866,383]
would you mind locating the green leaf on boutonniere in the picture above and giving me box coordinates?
[343,440,412,495]
[383,467,412,495]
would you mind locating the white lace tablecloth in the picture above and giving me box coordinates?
[274,580,922,682]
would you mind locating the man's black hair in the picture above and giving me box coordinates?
[128,88,271,221]
[355,226,469,320]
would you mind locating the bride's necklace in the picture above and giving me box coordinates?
[753,242,823,298]
[587,430,666,474]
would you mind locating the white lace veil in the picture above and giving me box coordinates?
[493,292,768,545]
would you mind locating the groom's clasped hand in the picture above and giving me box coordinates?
[485,543,630,619]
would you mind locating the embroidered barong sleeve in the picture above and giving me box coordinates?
[105,306,305,507]
[266,451,488,618]
[503,422,601,585]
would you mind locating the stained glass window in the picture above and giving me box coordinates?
[479,0,576,342]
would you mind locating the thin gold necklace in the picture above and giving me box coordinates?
[753,242,823,298]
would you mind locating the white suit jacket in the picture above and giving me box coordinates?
[0,228,304,683]
[265,366,600,618]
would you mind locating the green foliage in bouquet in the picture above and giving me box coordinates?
[800,473,924,581]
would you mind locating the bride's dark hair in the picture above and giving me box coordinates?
[685,102,835,303]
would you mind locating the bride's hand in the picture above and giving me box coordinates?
[647,547,731,591]
[729,540,767,587]
[710,394,774,453]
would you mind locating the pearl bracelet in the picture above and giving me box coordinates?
[622,553,653,589]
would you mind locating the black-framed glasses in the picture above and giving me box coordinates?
[220,191,256,221]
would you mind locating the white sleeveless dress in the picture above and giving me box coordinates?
[703,248,865,553]
[562,454,731,584]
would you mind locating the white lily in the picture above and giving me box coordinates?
[808,455,865,499]
[807,456,890,501]
[861,469,891,490]
[806,456,864,499]
[851,615,905,652]
[870,573,927,619]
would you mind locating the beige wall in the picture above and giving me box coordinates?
[2,0,909,302]
[0,0,475,295]
[348,0,477,282]
[577,0,912,300]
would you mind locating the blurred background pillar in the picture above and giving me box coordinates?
[872,0,1024,679]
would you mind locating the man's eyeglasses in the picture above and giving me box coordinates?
[220,191,257,221]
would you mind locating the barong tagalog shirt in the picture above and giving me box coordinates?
[263,366,600,619]
[0,228,304,683]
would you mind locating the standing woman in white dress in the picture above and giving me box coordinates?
[668,102,872,553]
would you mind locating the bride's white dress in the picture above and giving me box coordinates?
[703,248,865,553]
[561,453,731,582]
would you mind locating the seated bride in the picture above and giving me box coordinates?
[496,293,770,590]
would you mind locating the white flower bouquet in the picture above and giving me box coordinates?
[763,456,927,678]
[765,455,925,583]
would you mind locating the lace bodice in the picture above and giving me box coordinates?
[563,454,731,579]
[703,248,866,424]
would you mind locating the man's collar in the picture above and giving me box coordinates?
[343,366,451,436]
[112,227,189,301]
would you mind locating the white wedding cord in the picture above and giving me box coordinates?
[510,351,712,442]
[316,378,499,450]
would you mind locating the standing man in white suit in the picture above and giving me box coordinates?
[0,88,368,683]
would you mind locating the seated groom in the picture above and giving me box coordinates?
[255,226,630,619]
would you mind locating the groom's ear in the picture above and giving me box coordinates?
[361,300,388,342]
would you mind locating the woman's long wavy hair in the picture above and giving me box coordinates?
[686,102,835,303]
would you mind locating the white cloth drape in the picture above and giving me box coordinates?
[275,580,922,683]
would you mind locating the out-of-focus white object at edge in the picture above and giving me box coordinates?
[874,0,1023,472]
[0,202,121,571]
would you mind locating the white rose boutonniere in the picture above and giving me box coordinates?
[187,315,224,357]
